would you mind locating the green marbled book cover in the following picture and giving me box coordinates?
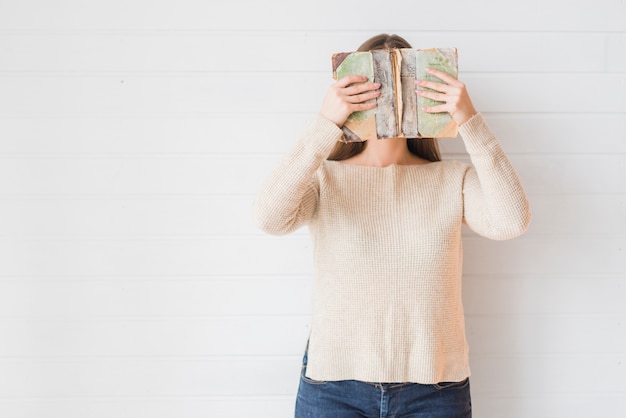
[416,48,459,138]
[332,51,377,142]
[332,47,458,142]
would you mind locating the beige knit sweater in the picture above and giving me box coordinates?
[253,113,531,384]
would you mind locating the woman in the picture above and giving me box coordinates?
[253,33,531,418]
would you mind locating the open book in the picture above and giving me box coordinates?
[331,47,458,142]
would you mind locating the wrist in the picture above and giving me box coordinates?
[453,104,478,126]
[319,112,345,128]
[455,111,477,126]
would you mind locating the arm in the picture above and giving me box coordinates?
[252,116,341,235]
[459,114,531,240]
[253,75,381,235]
[416,68,531,239]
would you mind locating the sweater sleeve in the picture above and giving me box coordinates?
[459,113,532,240]
[252,115,343,235]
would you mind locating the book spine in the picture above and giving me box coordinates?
[399,48,418,137]
[372,50,398,139]
[392,49,404,137]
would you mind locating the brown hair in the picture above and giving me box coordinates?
[327,33,442,163]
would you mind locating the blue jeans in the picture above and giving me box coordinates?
[295,347,472,418]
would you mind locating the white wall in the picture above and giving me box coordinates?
[0,0,624,417]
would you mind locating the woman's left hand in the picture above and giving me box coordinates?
[416,67,477,126]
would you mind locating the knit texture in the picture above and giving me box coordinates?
[253,113,531,384]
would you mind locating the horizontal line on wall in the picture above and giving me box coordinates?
[0,394,296,402]
[0,272,313,280]
[0,353,621,363]
[0,354,302,362]
[0,272,624,282]
[0,275,311,283]
[0,392,622,403]
[0,192,623,200]
[0,193,254,200]
[0,234,306,242]
[0,70,618,77]
[462,272,626,280]
[469,352,626,362]
[0,152,290,158]
[0,111,624,118]
[0,314,311,321]
[0,111,620,119]
[0,70,623,78]
[469,392,626,399]
[0,192,626,201]
[0,194,258,201]
[0,232,624,242]
[0,28,623,35]
[0,151,623,159]
[0,233,623,242]
[0,312,621,321]
[467,312,626,319]
[0,272,623,281]
[0,111,320,118]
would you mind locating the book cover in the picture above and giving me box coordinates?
[331,47,458,142]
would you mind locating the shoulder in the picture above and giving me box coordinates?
[426,159,471,175]
[413,160,473,190]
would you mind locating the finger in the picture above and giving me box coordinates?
[345,81,380,96]
[335,74,370,88]
[345,90,381,104]
[416,89,448,102]
[415,79,451,94]
[425,67,459,85]
[351,100,378,112]
[421,103,451,114]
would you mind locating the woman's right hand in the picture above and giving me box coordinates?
[319,75,380,127]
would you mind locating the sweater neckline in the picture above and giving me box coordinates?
[324,159,437,169]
